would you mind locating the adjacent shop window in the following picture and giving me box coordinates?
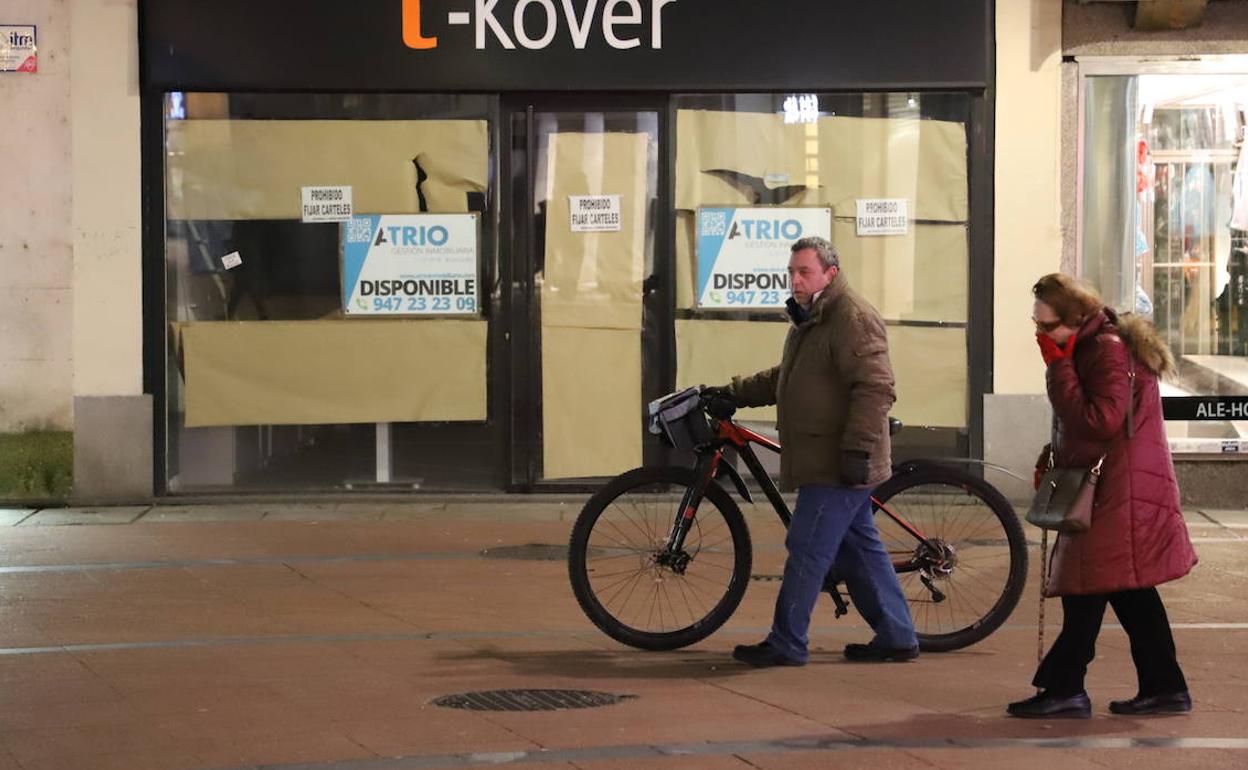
[672,93,972,441]
[162,93,498,491]
[1081,74,1248,453]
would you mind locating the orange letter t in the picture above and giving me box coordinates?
[403,0,438,49]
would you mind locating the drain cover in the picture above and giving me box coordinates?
[432,689,631,712]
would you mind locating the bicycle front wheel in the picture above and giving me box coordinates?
[568,466,752,651]
[872,465,1028,652]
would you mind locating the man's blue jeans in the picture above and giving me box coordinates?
[765,484,918,663]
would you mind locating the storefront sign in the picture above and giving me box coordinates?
[341,214,479,316]
[696,207,832,309]
[0,26,37,73]
[142,2,990,92]
[855,198,908,236]
[1163,396,1248,421]
[301,186,353,223]
[569,195,620,232]
[403,0,678,51]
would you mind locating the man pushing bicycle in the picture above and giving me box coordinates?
[711,236,920,667]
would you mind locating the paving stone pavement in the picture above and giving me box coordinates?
[0,500,1244,769]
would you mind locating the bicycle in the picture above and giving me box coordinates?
[568,386,1028,653]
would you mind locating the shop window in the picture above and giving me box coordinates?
[162,93,499,491]
[671,93,972,443]
[1081,73,1248,453]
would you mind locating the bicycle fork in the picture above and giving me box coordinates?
[656,451,722,574]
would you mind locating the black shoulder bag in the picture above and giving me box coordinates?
[1026,354,1136,534]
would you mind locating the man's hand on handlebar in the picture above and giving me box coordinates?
[699,385,737,420]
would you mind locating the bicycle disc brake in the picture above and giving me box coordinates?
[654,549,692,575]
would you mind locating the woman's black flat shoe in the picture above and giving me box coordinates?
[1109,691,1192,715]
[1007,691,1092,719]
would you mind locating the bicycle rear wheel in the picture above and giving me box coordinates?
[568,466,752,651]
[871,465,1027,652]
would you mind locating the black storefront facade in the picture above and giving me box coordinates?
[139,0,995,494]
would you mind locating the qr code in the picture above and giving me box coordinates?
[346,217,374,244]
[700,209,728,236]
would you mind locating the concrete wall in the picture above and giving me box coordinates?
[1065,0,1248,56]
[984,0,1064,495]
[69,0,150,498]
[0,0,73,432]
[71,0,142,399]
[994,0,1064,396]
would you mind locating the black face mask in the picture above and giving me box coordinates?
[785,296,809,326]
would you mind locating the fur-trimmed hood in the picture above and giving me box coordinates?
[1113,311,1177,378]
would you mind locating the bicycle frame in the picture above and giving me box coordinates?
[664,417,930,575]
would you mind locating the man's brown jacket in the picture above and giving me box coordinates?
[730,272,896,490]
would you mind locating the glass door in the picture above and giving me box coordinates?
[506,100,666,486]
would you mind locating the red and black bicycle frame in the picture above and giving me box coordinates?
[663,418,931,576]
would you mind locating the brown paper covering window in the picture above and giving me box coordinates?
[181,319,487,427]
[166,120,489,220]
[675,320,967,429]
[675,110,968,223]
[540,132,651,479]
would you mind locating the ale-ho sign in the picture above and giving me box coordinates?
[402,0,679,51]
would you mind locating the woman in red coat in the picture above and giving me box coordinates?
[1008,273,1198,719]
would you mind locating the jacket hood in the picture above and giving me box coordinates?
[1102,309,1177,378]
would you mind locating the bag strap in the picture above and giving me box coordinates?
[1108,330,1138,440]
[1088,342,1136,465]
[1125,354,1136,439]
[1067,333,1137,454]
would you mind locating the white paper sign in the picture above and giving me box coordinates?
[0,26,37,73]
[301,186,353,223]
[696,207,832,309]
[221,251,243,270]
[341,214,479,316]
[855,198,909,236]
[569,195,621,232]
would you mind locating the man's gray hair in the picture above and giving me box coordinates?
[791,236,839,270]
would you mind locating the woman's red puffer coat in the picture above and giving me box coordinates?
[1043,308,1197,597]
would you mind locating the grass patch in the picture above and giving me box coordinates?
[0,431,73,500]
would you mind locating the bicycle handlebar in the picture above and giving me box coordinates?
[696,387,903,436]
